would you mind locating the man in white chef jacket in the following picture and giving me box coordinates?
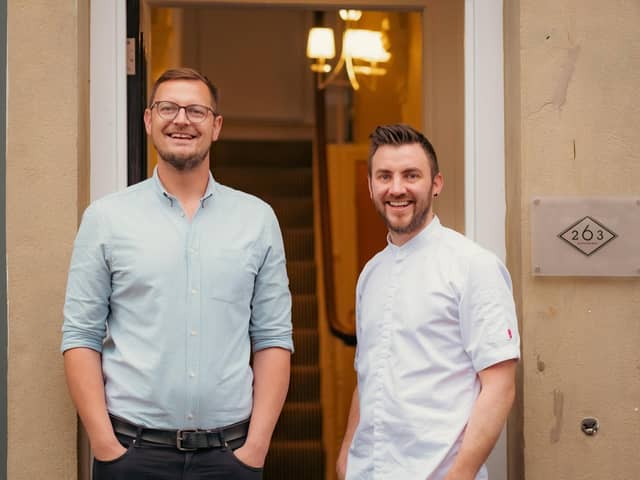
[337,124,520,480]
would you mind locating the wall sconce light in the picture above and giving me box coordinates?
[306,10,391,91]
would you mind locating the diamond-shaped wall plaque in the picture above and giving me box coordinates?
[558,216,617,256]
[531,197,639,276]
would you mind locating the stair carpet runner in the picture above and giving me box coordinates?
[211,140,325,479]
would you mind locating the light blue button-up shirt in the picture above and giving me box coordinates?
[62,168,293,429]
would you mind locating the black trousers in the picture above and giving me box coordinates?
[93,433,263,480]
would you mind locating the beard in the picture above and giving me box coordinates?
[374,184,434,236]
[382,200,431,235]
[155,145,209,171]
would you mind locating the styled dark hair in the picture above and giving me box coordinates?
[368,124,439,179]
[148,67,219,110]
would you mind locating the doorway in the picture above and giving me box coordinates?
[89,1,509,479]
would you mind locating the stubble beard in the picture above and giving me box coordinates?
[376,185,434,236]
[156,146,209,171]
[386,203,430,234]
[379,199,432,235]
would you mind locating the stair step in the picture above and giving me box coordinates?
[209,140,323,479]
[292,294,318,329]
[211,140,312,168]
[273,402,322,441]
[283,228,314,262]
[287,261,316,295]
[292,328,319,366]
[264,440,325,479]
[213,166,312,197]
[268,196,313,228]
[288,365,321,403]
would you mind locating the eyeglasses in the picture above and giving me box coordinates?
[150,101,217,123]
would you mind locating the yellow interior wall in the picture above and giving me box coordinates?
[6,1,90,478]
[146,7,184,177]
[315,149,358,480]
[350,4,465,233]
[326,145,370,337]
[505,1,640,478]
[351,12,417,141]
[422,0,465,233]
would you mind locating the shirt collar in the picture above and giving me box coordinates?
[151,166,216,208]
[387,215,442,254]
[200,172,215,207]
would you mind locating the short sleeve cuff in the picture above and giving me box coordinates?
[472,346,520,372]
[252,337,294,354]
[60,331,104,354]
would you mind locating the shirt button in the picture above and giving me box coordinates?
[189,372,196,378]
[187,414,193,420]
[190,330,198,336]
[191,289,198,295]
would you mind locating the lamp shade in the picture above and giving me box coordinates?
[307,27,336,60]
[343,29,391,63]
[339,9,363,21]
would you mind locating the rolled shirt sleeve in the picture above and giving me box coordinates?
[249,206,294,353]
[61,205,111,353]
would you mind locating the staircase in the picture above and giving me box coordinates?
[211,140,325,479]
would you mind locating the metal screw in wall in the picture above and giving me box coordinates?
[580,417,599,436]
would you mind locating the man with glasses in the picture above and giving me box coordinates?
[62,68,293,479]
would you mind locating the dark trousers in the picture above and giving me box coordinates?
[93,433,263,480]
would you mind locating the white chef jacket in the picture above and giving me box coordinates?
[347,217,520,480]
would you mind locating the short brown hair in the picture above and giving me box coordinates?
[148,67,219,110]
[368,124,439,179]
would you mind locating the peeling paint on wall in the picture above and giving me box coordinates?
[552,45,580,109]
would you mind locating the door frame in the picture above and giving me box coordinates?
[90,0,128,201]
[89,0,508,477]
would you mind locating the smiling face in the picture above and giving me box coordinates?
[144,79,223,171]
[368,143,443,246]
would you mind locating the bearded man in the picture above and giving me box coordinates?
[337,124,520,480]
[62,68,293,479]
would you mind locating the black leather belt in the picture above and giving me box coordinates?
[110,414,250,451]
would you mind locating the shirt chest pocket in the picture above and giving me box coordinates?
[204,249,256,304]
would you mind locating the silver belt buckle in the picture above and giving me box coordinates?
[176,429,198,451]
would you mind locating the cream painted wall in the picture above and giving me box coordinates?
[505,1,640,478]
[6,0,89,478]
